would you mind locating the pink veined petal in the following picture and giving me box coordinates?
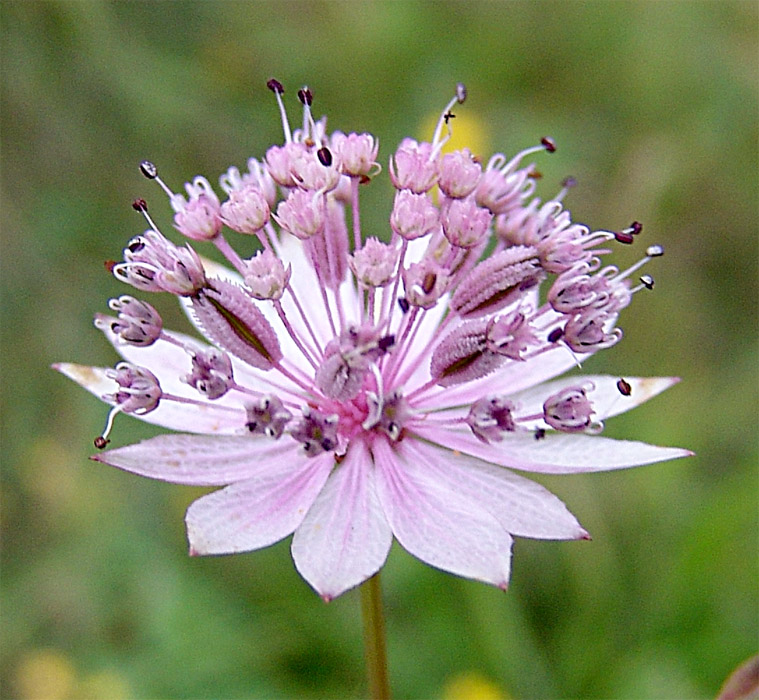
[400,439,587,540]
[372,437,513,588]
[53,362,245,434]
[509,375,682,426]
[92,433,301,485]
[185,450,335,555]
[411,422,693,474]
[291,440,392,600]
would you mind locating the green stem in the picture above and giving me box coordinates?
[360,573,391,700]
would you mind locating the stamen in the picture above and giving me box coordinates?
[267,77,292,143]
[431,82,467,157]
[614,244,664,286]
[617,378,632,396]
[138,160,175,200]
[297,85,320,147]
[95,405,121,448]
[633,274,655,292]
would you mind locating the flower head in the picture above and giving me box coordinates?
[55,81,690,601]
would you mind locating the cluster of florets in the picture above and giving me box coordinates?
[54,79,691,601]
[86,80,663,454]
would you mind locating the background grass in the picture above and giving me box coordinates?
[1,1,757,698]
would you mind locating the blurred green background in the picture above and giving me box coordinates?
[2,1,757,698]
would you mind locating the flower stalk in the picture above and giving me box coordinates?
[360,573,391,700]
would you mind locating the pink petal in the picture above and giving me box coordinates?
[92,433,301,485]
[372,438,512,588]
[400,440,587,540]
[291,440,392,600]
[53,362,246,435]
[411,422,693,474]
[185,451,334,555]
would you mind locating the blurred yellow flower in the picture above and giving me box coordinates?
[442,670,509,700]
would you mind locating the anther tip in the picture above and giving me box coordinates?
[646,244,664,257]
[455,82,467,103]
[541,136,557,153]
[562,176,577,189]
[132,198,148,212]
[616,378,632,396]
[614,231,635,244]
[640,274,655,290]
[266,78,284,94]
[297,86,313,106]
[547,327,564,343]
[317,146,333,167]
[139,160,157,179]
[93,436,109,449]
[630,221,643,235]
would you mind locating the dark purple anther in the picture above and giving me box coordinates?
[541,137,556,153]
[132,198,148,212]
[317,147,333,167]
[548,327,564,343]
[266,78,284,94]
[298,87,313,106]
[94,436,109,449]
[617,378,632,396]
[398,297,410,313]
[378,335,395,353]
[615,231,635,244]
[630,221,643,235]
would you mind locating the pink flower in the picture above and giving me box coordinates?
[55,82,691,601]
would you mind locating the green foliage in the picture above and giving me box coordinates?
[2,1,756,697]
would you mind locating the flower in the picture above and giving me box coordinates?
[54,81,691,601]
